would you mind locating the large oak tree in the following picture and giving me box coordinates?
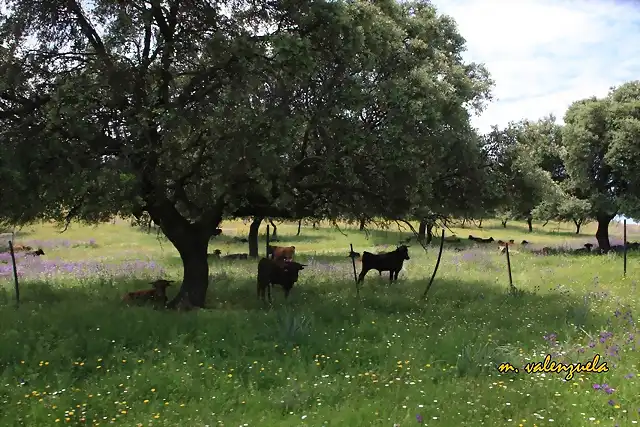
[0,0,492,307]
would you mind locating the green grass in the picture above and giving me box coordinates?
[1,219,638,426]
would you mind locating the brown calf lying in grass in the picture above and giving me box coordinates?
[122,279,174,308]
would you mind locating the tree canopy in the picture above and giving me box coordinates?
[0,0,492,306]
[562,82,640,250]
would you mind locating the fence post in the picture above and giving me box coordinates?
[8,241,20,307]
[505,243,514,294]
[624,219,628,277]
[349,244,359,295]
[266,225,270,258]
[422,229,445,300]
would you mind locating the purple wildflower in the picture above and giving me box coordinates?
[416,414,423,423]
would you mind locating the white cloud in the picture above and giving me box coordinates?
[433,0,640,132]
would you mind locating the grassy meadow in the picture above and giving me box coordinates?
[0,218,639,426]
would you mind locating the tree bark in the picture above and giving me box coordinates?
[595,214,614,252]
[426,222,434,244]
[526,215,533,232]
[147,204,217,309]
[173,236,210,307]
[574,219,582,234]
[249,216,264,258]
[418,219,427,241]
[269,218,278,240]
[296,219,302,236]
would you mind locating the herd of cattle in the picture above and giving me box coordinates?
[3,229,640,308]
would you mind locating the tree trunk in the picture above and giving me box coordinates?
[418,219,427,241]
[269,218,278,240]
[595,215,613,252]
[426,222,434,244]
[477,218,483,228]
[359,217,366,231]
[461,218,466,228]
[526,215,533,232]
[249,216,264,258]
[145,203,218,309]
[173,238,210,307]
[574,219,582,234]
[501,219,508,228]
[296,219,302,236]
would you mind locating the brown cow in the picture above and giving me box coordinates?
[268,245,296,261]
[122,279,174,308]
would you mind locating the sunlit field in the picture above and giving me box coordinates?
[1,219,639,426]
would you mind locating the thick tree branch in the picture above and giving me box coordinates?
[66,0,113,69]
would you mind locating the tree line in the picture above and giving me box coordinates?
[1,0,639,307]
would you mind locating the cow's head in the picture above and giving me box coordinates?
[396,245,410,260]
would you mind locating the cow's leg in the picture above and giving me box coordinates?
[389,271,393,282]
[393,269,400,281]
[267,284,272,304]
[357,268,370,283]
[284,287,291,300]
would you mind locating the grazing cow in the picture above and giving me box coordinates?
[268,245,296,261]
[521,240,530,245]
[223,253,249,260]
[26,248,45,256]
[257,258,306,303]
[357,245,410,284]
[10,244,32,252]
[122,279,174,307]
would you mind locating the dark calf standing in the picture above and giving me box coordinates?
[257,258,306,304]
[357,245,410,284]
[123,279,173,307]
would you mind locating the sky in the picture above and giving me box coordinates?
[433,0,640,133]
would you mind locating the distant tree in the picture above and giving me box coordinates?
[0,0,492,307]
[483,123,556,232]
[562,82,640,251]
[532,191,592,234]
